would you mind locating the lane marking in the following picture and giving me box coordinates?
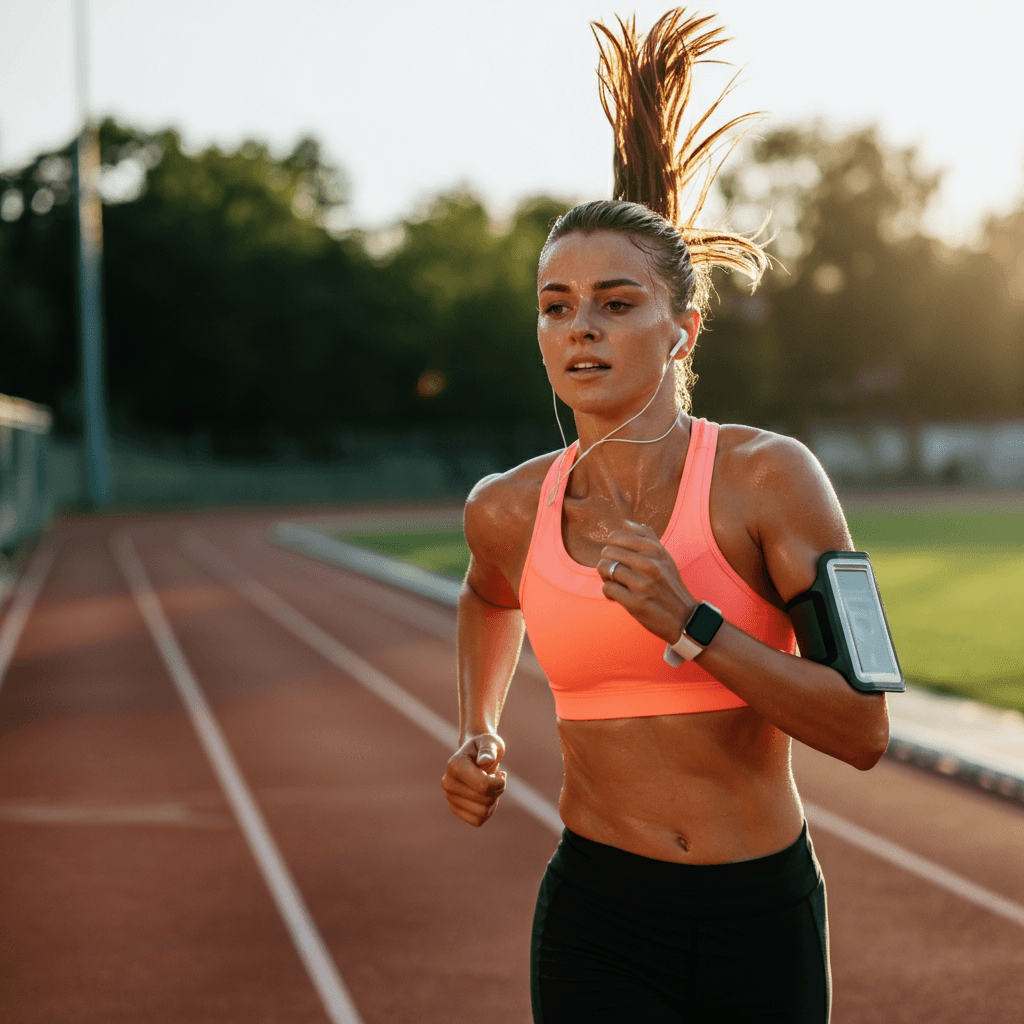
[0,800,232,828]
[263,532,552,685]
[803,802,1024,929]
[182,532,563,835]
[112,533,364,1024]
[181,532,1024,930]
[0,540,57,692]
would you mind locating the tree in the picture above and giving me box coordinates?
[696,124,1023,431]
[1,120,379,455]
[367,190,569,437]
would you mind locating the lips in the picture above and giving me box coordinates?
[566,358,611,373]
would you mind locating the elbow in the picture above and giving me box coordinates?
[851,719,890,771]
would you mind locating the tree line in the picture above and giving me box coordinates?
[1,118,1021,460]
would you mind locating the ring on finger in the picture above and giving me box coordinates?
[607,559,620,582]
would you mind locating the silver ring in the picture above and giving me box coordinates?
[607,560,620,582]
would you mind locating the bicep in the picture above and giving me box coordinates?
[464,552,520,609]
[757,439,854,604]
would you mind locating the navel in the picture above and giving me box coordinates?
[675,833,690,853]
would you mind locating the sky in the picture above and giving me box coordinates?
[2,0,1024,244]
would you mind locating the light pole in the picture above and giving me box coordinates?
[73,0,111,507]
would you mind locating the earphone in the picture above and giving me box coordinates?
[669,328,688,359]
[545,326,690,506]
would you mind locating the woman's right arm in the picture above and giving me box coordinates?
[441,470,537,827]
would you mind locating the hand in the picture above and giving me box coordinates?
[599,520,697,644]
[441,732,507,827]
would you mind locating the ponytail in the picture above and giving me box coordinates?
[591,9,769,306]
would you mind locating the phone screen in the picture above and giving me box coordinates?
[834,567,899,678]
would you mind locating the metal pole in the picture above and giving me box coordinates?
[73,0,111,507]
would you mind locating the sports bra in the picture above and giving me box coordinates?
[519,417,797,720]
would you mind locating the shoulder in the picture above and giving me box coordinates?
[464,449,561,551]
[462,450,562,604]
[714,424,853,600]
[715,424,834,498]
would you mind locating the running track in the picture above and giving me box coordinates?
[1,511,1021,1023]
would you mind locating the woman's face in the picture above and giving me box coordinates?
[537,230,695,419]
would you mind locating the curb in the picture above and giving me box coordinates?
[273,521,1024,808]
[274,521,461,607]
[884,712,1024,805]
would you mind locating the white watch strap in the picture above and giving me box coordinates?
[663,629,704,666]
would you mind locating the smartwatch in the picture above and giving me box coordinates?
[663,600,724,666]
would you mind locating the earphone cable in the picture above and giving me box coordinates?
[546,359,682,506]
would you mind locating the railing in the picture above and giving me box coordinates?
[0,394,52,554]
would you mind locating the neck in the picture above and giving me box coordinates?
[545,370,689,508]
[566,401,690,501]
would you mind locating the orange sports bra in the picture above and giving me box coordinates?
[519,417,797,720]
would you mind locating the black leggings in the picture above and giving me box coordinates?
[531,823,830,1023]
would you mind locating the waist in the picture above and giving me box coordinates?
[549,821,821,917]
[557,709,800,861]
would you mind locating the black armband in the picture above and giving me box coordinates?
[785,551,905,693]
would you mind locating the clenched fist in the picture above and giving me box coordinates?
[441,733,507,827]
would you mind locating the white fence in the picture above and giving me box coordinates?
[0,394,52,553]
[807,420,1024,488]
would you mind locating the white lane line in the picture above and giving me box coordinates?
[111,532,364,1024]
[181,532,1024,930]
[0,540,57,692]
[181,531,563,835]
[803,802,1024,929]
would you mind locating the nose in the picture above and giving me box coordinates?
[569,305,600,342]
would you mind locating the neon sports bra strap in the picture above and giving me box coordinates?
[519,444,577,607]
[673,418,718,533]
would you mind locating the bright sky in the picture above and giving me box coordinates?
[2,0,1023,244]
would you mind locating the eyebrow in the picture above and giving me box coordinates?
[539,278,645,294]
[596,278,644,290]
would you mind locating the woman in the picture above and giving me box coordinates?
[441,10,889,1022]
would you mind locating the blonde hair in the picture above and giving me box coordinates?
[544,9,769,409]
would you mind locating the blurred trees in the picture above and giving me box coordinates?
[1,120,386,455]
[1,118,1022,458]
[370,191,566,431]
[703,125,1024,432]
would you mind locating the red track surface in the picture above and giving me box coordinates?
[1,511,1022,1023]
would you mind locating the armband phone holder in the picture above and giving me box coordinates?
[785,551,905,693]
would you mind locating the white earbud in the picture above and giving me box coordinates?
[669,328,689,359]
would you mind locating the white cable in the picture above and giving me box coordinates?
[546,354,682,506]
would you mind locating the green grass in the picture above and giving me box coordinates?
[335,508,1024,711]
[340,529,472,581]
[847,511,1023,711]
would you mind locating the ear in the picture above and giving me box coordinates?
[672,309,701,359]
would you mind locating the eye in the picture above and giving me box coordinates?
[605,300,632,312]
[542,302,568,316]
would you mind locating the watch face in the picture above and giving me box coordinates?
[686,602,723,646]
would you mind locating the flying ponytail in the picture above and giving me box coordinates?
[549,10,768,311]
[596,9,768,293]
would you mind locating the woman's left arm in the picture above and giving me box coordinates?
[600,435,890,770]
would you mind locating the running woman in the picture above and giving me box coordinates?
[441,10,889,1022]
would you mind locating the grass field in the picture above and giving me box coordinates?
[338,507,1023,712]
